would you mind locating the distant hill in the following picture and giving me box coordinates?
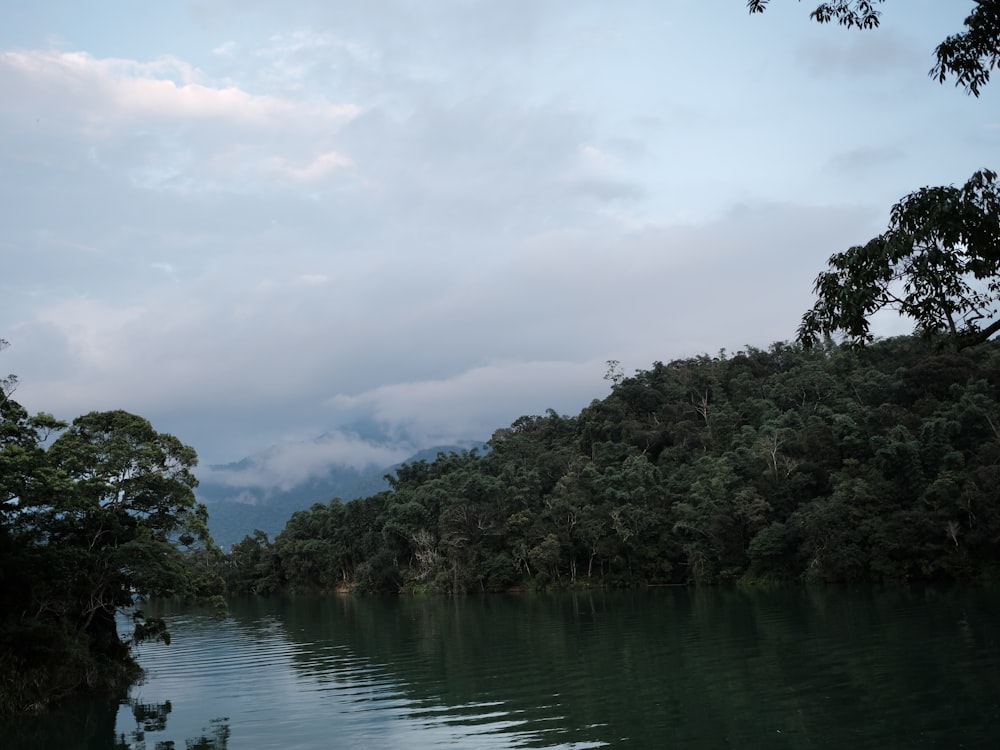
[198,441,485,549]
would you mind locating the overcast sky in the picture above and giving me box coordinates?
[2,1,997,483]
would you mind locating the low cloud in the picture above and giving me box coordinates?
[5,198,880,465]
[326,359,608,446]
[199,431,412,492]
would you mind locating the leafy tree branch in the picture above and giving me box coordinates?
[748,0,1000,96]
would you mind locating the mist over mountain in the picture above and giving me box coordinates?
[197,430,485,548]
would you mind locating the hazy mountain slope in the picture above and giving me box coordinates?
[200,441,484,548]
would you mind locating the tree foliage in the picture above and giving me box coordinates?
[798,169,1000,350]
[749,1,884,29]
[932,0,1000,97]
[227,336,1000,596]
[0,353,218,717]
[748,0,1000,96]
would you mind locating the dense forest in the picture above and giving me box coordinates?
[222,335,1000,595]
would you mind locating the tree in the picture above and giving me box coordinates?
[0,338,16,398]
[1,401,212,715]
[798,169,1000,351]
[747,0,1000,96]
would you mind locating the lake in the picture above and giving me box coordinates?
[6,586,1000,748]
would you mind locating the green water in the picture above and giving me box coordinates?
[6,586,1000,748]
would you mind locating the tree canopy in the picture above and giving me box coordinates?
[748,0,1000,96]
[0,352,218,717]
[223,336,1000,596]
[797,169,1000,350]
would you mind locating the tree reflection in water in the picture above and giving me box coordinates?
[115,699,230,750]
[3,694,230,750]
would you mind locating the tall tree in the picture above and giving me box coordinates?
[1,398,212,715]
[747,0,1000,96]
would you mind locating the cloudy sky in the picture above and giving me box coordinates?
[1,1,997,483]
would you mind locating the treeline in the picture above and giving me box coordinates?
[222,336,1000,594]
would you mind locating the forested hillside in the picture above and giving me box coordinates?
[225,336,1000,594]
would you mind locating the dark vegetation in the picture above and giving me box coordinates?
[223,336,1000,595]
[0,354,223,717]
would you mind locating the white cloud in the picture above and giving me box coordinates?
[578,144,618,173]
[0,49,362,194]
[200,431,412,491]
[326,360,608,446]
[568,144,644,201]
[0,50,360,130]
[264,150,352,183]
[5,198,881,464]
[213,41,237,57]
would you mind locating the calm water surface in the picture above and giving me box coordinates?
[7,586,1000,749]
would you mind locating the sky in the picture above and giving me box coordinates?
[1,1,997,489]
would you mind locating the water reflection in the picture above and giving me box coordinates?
[4,694,229,750]
[124,597,609,750]
[113,699,229,750]
[264,594,618,747]
[4,586,1000,748]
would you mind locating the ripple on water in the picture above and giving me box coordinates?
[115,589,1000,750]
